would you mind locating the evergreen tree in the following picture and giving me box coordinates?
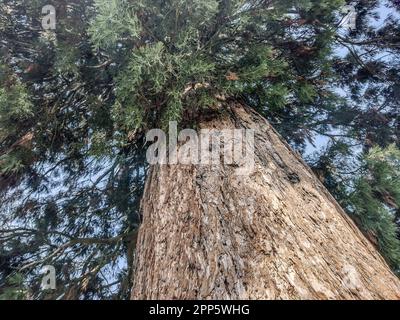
[0,0,399,299]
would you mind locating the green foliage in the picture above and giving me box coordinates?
[112,38,217,129]
[0,152,25,175]
[53,45,80,76]
[296,82,318,104]
[1,0,400,299]
[88,0,141,50]
[0,273,27,300]
[264,84,291,111]
[350,145,400,271]
[0,80,33,140]
[163,89,184,124]
[0,75,34,174]
[111,42,169,130]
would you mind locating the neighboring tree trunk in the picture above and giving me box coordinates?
[131,100,400,300]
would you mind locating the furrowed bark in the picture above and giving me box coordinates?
[131,101,400,300]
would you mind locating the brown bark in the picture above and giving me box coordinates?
[131,101,400,300]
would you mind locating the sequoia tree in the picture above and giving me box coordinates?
[132,102,400,299]
[1,0,400,299]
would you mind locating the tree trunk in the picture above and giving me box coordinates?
[131,101,400,300]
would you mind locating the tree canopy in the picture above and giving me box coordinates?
[0,0,399,299]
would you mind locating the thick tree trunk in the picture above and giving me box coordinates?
[131,101,400,300]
